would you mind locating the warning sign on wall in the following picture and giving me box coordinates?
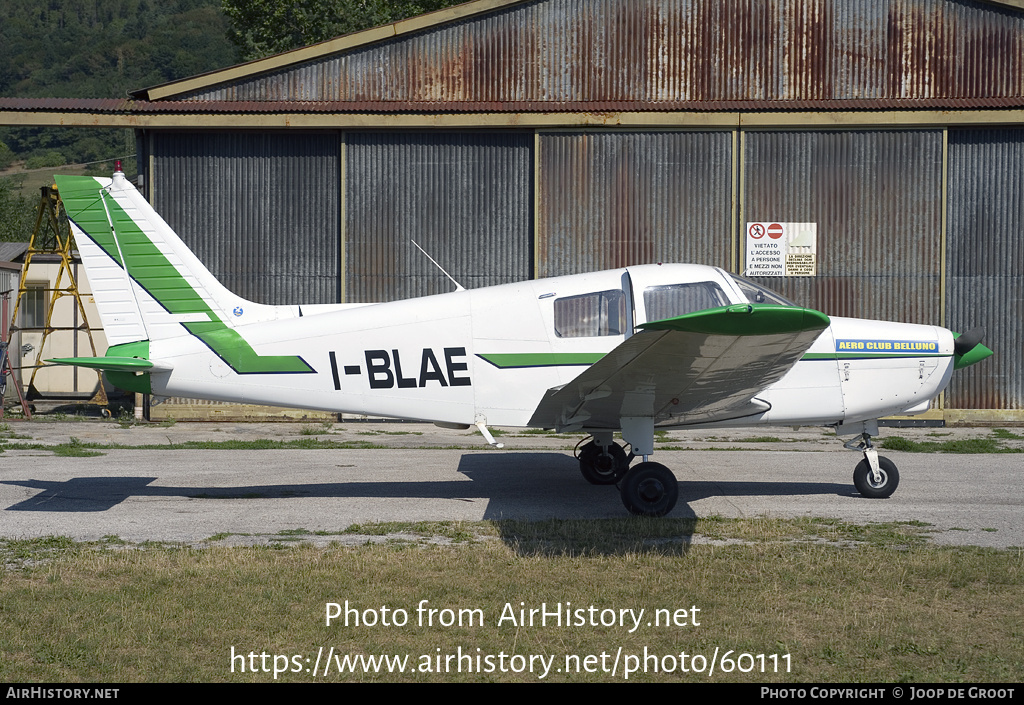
[745,222,817,277]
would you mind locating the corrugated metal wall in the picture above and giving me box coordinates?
[743,130,943,323]
[344,131,532,302]
[181,0,1024,106]
[946,128,1024,410]
[150,132,341,305]
[537,130,733,277]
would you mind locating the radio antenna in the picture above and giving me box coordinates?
[411,240,465,292]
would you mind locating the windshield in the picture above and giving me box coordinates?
[643,282,730,320]
[730,274,797,307]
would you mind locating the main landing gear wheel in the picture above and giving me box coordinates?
[853,456,900,499]
[619,462,678,517]
[578,440,630,485]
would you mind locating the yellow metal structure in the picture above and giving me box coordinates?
[6,185,107,408]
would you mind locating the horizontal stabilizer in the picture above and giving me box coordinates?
[47,357,173,373]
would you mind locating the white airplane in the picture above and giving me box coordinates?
[48,166,992,517]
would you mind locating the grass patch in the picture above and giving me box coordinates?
[992,428,1024,440]
[300,421,336,435]
[0,423,31,440]
[471,428,507,437]
[51,437,104,457]
[880,437,1017,454]
[2,519,1021,682]
[879,429,1024,454]
[0,438,392,453]
[0,437,501,455]
[342,521,482,543]
[1,536,82,566]
[493,516,935,556]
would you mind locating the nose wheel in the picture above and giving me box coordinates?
[843,428,900,498]
[853,456,899,498]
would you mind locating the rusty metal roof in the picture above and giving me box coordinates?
[4,0,1024,120]
[3,96,1024,115]
[136,0,1024,109]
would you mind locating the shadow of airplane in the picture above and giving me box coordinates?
[1,452,854,519]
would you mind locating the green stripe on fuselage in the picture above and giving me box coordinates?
[183,321,314,374]
[477,352,605,369]
[55,175,313,375]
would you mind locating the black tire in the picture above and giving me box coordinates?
[578,440,630,485]
[853,456,900,498]
[619,462,679,517]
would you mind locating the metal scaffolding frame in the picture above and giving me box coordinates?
[5,184,107,412]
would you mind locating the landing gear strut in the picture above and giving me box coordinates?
[843,426,900,499]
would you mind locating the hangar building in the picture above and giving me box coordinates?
[2,0,1022,421]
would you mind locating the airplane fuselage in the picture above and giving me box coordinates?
[145,263,955,431]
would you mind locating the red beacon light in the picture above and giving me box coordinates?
[114,160,123,173]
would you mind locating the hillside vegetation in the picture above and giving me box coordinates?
[0,0,236,180]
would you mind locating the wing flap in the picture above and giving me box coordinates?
[528,304,829,430]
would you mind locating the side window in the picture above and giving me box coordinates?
[553,289,626,338]
[643,282,729,321]
[22,285,47,329]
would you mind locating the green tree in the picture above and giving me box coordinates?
[223,0,465,61]
[0,178,34,243]
[0,0,236,172]
[0,142,15,171]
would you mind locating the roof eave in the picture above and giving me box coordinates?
[4,104,1023,130]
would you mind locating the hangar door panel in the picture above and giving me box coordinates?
[742,130,943,325]
[345,132,532,303]
[150,132,341,306]
[946,128,1024,410]
[537,131,733,278]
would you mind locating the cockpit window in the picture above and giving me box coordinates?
[553,289,626,338]
[643,282,729,321]
[730,275,797,307]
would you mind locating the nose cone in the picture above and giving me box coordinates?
[953,328,994,370]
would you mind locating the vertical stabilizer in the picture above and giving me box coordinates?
[55,169,301,349]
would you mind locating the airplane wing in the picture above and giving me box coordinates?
[527,303,830,430]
